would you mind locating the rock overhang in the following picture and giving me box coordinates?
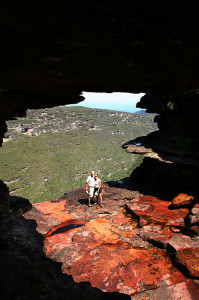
[1,1,199,124]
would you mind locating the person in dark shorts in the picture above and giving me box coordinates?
[94,174,103,207]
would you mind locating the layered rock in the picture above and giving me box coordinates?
[123,91,199,198]
[24,185,199,298]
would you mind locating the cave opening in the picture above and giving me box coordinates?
[1,92,158,204]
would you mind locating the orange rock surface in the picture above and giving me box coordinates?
[175,248,199,278]
[171,193,194,208]
[25,185,199,297]
[44,215,184,296]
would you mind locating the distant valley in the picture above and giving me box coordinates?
[1,106,157,203]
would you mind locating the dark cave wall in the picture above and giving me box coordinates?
[127,91,199,198]
[1,1,199,144]
[1,1,199,128]
[131,157,199,199]
[1,1,199,145]
[137,91,199,155]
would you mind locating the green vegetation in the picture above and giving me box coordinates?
[1,106,157,203]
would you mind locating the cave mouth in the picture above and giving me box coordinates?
[2,92,157,204]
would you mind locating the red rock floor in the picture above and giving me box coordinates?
[25,184,199,298]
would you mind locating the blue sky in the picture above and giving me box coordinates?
[69,92,145,113]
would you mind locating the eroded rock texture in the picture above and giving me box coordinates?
[24,185,199,299]
[0,182,132,300]
[123,91,199,198]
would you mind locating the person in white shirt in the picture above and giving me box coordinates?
[94,174,103,207]
[86,171,95,207]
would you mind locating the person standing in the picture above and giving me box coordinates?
[86,171,95,207]
[94,174,103,207]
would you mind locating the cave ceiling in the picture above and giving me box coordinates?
[0,1,199,123]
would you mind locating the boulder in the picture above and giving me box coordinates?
[171,193,194,208]
[189,208,199,225]
[175,248,199,278]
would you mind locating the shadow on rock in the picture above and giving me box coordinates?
[106,175,174,201]
[170,225,198,238]
[78,198,89,205]
[1,212,131,300]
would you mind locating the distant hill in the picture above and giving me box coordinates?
[135,109,147,114]
[1,106,157,203]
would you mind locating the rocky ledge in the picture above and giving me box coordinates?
[25,185,199,299]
